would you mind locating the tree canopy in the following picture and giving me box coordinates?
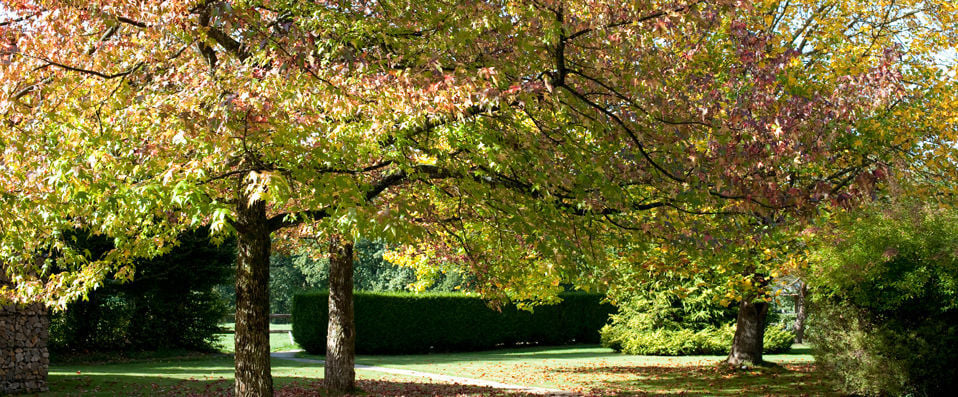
[3,0,949,303]
[0,0,955,394]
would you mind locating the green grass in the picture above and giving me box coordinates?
[215,323,300,353]
[44,344,834,396]
[298,343,833,396]
[46,354,523,396]
[218,323,293,332]
[49,355,237,396]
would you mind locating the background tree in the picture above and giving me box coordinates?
[216,239,470,315]
[50,229,232,353]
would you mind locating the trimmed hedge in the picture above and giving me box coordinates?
[292,291,615,354]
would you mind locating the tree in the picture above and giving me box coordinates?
[386,0,956,365]
[0,1,951,394]
[0,1,522,394]
[50,229,232,353]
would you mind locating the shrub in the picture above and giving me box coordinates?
[809,201,958,396]
[599,276,793,356]
[291,291,614,354]
[50,229,233,352]
[600,323,794,355]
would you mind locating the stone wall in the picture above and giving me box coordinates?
[0,303,49,394]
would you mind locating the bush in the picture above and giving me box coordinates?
[809,201,958,396]
[762,324,797,354]
[600,323,794,356]
[599,276,793,356]
[50,229,233,352]
[292,291,614,354]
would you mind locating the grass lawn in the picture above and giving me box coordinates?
[298,344,833,396]
[44,344,835,396]
[215,323,300,353]
[46,354,527,396]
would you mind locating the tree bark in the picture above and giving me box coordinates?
[233,194,273,397]
[326,235,356,394]
[793,280,808,344]
[727,299,769,366]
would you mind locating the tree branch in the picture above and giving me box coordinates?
[558,82,687,183]
[0,13,38,27]
[207,27,251,61]
[565,1,705,42]
[267,208,330,232]
[31,57,144,80]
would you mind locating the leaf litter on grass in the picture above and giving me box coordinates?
[55,377,544,396]
[51,346,829,396]
[552,362,834,396]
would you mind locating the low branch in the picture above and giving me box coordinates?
[317,160,394,175]
[559,83,687,183]
[267,208,330,232]
[10,77,52,102]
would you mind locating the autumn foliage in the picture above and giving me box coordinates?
[0,0,955,394]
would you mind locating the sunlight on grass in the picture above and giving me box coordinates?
[294,344,828,395]
[215,323,300,353]
[47,355,433,396]
[47,344,831,396]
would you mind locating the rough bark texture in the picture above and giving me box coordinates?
[233,195,273,397]
[793,280,807,344]
[0,303,49,394]
[727,300,769,366]
[326,236,356,394]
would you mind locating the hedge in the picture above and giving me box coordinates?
[292,291,615,354]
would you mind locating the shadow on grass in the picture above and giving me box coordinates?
[297,344,627,367]
[47,355,539,396]
[47,375,539,396]
[49,349,223,366]
[552,363,835,396]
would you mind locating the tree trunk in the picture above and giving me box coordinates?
[326,236,356,394]
[233,195,273,397]
[727,299,769,366]
[793,280,808,344]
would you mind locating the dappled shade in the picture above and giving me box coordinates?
[553,363,833,396]
[46,346,832,396]
[50,375,541,396]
